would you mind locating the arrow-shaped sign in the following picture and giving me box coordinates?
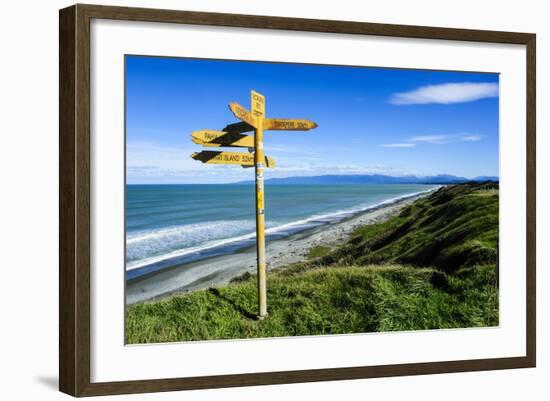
[191,151,275,168]
[191,130,255,148]
[229,102,257,128]
[264,118,318,131]
[251,90,265,118]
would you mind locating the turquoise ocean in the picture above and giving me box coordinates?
[126,184,436,280]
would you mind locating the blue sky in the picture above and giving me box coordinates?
[126,55,499,184]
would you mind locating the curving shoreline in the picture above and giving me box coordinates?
[126,190,436,305]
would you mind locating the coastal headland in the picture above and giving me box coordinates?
[126,182,499,343]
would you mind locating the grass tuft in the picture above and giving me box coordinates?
[307,245,332,259]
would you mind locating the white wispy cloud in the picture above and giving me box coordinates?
[127,164,254,184]
[266,145,321,156]
[381,143,416,148]
[411,133,484,144]
[459,134,484,142]
[272,162,413,176]
[380,133,484,148]
[127,162,416,184]
[389,82,499,105]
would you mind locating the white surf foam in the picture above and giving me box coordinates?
[126,186,439,273]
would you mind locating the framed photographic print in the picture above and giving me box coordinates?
[59,4,536,397]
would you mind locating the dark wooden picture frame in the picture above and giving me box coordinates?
[59,3,536,397]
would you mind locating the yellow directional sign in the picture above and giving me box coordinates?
[251,90,265,118]
[229,102,257,128]
[264,118,318,131]
[190,89,317,320]
[191,130,255,148]
[191,151,275,168]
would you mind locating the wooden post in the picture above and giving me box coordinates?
[252,90,267,319]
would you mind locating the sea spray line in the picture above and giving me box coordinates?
[126,186,439,274]
[127,220,256,245]
[126,220,258,266]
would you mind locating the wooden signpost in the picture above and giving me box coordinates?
[191,150,276,167]
[229,102,258,128]
[190,90,318,319]
[264,118,318,131]
[191,130,255,148]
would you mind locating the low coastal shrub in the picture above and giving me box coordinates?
[306,245,332,259]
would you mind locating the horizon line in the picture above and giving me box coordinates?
[126,172,499,185]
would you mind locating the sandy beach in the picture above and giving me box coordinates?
[126,191,431,304]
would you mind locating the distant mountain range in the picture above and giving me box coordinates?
[233,174,499,185]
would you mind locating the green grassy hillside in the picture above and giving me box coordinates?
[320,182,498,273]
[126,183,499,344]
